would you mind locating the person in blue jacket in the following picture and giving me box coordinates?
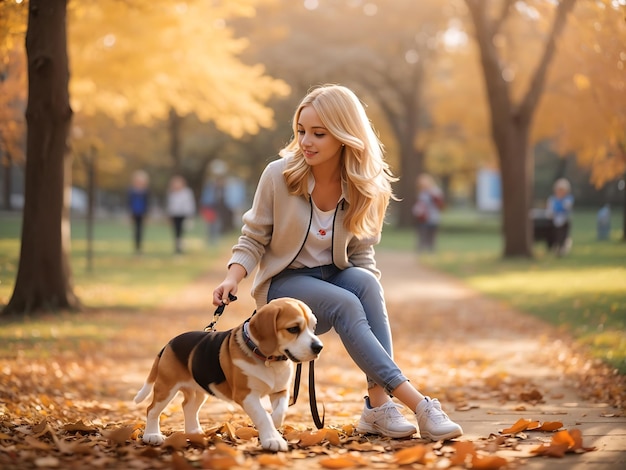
[128,170,150,254]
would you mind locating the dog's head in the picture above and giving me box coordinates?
[248,297,323,363]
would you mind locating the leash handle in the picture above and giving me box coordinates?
[204,293,237,331]
[308,360,325,429]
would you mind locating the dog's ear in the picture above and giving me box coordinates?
[249,302,281,356]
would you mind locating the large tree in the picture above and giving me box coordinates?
[464,0,577,257]
[1,0,290,317]
[3,0,79,316]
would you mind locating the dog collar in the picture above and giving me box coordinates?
[242,320,288,364]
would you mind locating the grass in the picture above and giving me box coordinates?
[380,208,626,374]
[1,208,625,373]
[0,212,239,359]
[0,213,232,311]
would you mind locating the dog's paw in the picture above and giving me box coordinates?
[142,432,166,445]
[260,433,288,452]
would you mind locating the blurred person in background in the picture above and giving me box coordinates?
[128,170,150,255]
[166,175,196,254]
[412,173,445,252]
[546,178,574,256]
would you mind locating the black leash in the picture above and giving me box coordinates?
[290,361,325,429]
[204,293,238,331]
[205,294,324,429]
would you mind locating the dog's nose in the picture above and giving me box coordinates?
[311,341,323,355]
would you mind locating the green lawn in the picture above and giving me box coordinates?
[1,209,625,373]
[380,208,626,374]
[0,213,233,311]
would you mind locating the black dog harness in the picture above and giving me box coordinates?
[168,330,231,395]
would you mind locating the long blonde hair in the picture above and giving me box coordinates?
[280,85,397,238]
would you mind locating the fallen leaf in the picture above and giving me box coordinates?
[171,451,196,470]
[163,431,188,450]
[24,435,53,450]
[101,426,134,445]
[393,444,428,465]
[450,441,475,466]
[257,453,288,467]
[298,429,327,447]
[471,454,509,469]
[319,454,368,468]
[62,420,98,434]
[536,421,563,432]
[500,418,532,434]
[234,426,258,440]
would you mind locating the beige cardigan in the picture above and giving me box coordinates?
[229,157,381,308]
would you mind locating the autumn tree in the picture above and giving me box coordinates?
[3,0,80,316]
[0,0,27,210]
[2,0,291,316]
[534,0,626,239]
[463,0,578,257]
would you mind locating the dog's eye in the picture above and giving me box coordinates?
[286,326,300,335]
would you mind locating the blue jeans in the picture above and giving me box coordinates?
[268,264,408,395]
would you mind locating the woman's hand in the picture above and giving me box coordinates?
[212,264,247,306]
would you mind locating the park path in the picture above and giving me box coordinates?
[109,248,625,469]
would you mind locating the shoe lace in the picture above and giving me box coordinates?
[424,399,449,424]
[379,402,406,423]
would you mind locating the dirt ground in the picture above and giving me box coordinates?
[1,249,624,469]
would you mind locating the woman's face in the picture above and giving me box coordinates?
[297,106,343,169]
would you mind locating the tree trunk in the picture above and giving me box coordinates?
[1,154,12,211]
[465,0,576,258]
[2,0,79,317]
[498,124,533,257]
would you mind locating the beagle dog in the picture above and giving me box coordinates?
[134,297,323,452]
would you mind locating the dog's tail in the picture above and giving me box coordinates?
[133,348,163,404]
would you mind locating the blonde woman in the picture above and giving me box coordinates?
[213,85,462,441]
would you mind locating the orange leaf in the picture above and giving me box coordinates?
[102,425,134,445]
[393,444,428,465]
[450,441,476,466]
[500,418,532,434]
[298,429,327,447]
[551,430,576,448]
[471,455,509,469]
[234,427,258,440]
[325,428,341,446]
[172,452,196,470]
[319,454,367,468]
[202,454,239,470]
[568,428,596,452]
[163,432,188,450]
[525,420,541,430]
[257,453,288,466]
[532,442,569,458]
[536,421,563,432]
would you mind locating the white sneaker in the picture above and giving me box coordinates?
[415,397,463,441]
[356,397,417,438]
